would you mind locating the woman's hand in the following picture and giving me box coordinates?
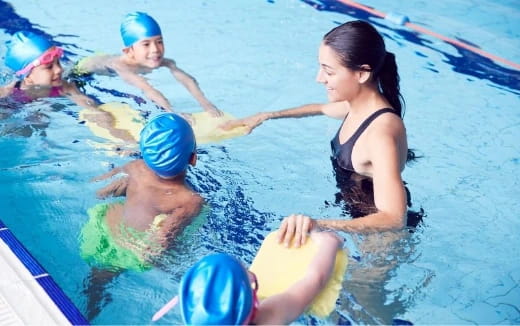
[219,112,270,134]
[277,214,317,248]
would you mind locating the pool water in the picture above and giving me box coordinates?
[1,0,519,324]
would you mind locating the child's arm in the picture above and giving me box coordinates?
[154,194,204,248]
[163,59,223,117]
[0,82,16,98]
[91,164,130,199]
[116,68,173,111]
[63,81,136,142]
[62,81,99,109]
[254,231,343,325]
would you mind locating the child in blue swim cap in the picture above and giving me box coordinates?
[72,12,222,117]
[152,231,343,325]
[1,31,136,141]
[1,31,86,104]
[85,113,203,264]
[81,113,205,319]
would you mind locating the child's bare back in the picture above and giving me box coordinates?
[103,160,203,238]
[89,113,202,256]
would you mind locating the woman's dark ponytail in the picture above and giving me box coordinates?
[378,52,404,118]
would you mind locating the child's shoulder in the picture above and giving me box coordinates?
[0,81,16,98]
[76,53,121,74]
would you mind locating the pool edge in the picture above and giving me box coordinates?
[0,219,89,326]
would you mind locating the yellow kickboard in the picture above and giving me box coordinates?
[249,232,348,318]
[80,102,247,145]
[190,111,248,144]
[79,102,143,143]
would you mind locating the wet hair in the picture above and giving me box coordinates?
[323,20,405,118]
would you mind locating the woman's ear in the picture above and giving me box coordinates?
[357,64,372,84]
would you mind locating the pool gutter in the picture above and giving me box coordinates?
[0,219,89,326]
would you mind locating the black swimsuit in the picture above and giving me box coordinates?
[328,108,423,227]
[331,108,396,172]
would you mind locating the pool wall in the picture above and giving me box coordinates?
[0,219,89,326]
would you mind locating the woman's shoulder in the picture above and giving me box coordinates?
[322,101,349,119]
[372,109,405,132]
[365,109,407,148]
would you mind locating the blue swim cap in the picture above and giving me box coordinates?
[140,113,195,178]
[120,12,162,47]
[4,31,53,74]
[179,253,254,325]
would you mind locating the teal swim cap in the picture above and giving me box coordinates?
[5,31,53,75]
[179,253,254,325]
[140,113,195,178]
[120,12,162,47]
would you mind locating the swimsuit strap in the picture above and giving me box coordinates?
[332,108,397,172]
[346,108,396,146]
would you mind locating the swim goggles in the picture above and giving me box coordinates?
[16,46,64,76]
[151,271,260,323]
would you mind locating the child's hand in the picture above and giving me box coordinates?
[203,102,224,117]
[96,177,128,199]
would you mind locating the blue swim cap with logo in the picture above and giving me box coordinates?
[120,12,162,47]
[5,31,53,75]
[179,253,254,325]
[140,113,195,178]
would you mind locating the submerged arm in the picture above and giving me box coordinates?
[63,82,137,142]
[153,195,205,247]
[91,165,129,199]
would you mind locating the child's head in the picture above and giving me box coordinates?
[139,113,196,179]
[120,12,164,68]
[178,253,258,325]
[5,31,64,86]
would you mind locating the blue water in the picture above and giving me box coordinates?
[1,0,519,325]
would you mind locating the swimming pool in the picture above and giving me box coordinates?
[1,0,519,324]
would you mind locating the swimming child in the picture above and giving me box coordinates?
[80,112,205,320]
[152,230,343,325]
[81,112,205,270]
[73,12,223,116]
[1,31,135,142]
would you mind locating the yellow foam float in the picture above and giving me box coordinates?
[249,231,348,318]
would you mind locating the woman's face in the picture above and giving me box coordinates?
[25,57,63,87]
[316,43,360,103]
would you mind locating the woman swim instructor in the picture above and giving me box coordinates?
[223,20,418,246]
